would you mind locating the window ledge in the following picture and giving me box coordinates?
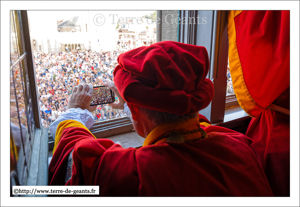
[107,131,144,148]
[90,117,134,138]
[26,127,48,192]
[212,106,251,129]
[224,106,249,122]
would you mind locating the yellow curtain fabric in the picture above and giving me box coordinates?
[227,10,264,117]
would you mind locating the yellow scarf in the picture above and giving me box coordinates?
[143,116,207,147]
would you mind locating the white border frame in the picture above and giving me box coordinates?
[1,1,299,206]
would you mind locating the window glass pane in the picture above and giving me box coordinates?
[10,11,20,65]
[21,58,36,140]
[10,10,37,187]
[28,11,157,128]
[10,63,29,187]
[13,63,29,131]
[10,69,21,127]
[10,135,19,174]
[10,66,27,152]
[12,62,33,166]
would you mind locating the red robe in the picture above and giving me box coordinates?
[246,109,290,196]
[49,118,272,196]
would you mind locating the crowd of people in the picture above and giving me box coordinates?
[12,45,235,130]
[34,47,130,128]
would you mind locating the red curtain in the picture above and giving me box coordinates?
[228,10,290,196]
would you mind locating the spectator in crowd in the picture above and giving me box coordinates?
[45,106,52,115]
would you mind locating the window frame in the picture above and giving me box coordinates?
[10,10,48,188]
[11,10,32,186]
[179,10,245,125]
[19,11,41,128]
[78,10,244,138]
[29,10,246,150]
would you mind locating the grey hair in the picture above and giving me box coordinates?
[138,106,198,126]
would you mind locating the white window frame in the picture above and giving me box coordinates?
[179,10,248,125]
[11,10,48,189]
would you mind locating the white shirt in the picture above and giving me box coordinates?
[50,110,58,120]
[40,105,46,112]
[49,104,131,138]
[41,94,51,99]
[49,108,94,138]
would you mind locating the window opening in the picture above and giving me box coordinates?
[27,11,157,131]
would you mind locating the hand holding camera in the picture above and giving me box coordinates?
[67,84,97,112]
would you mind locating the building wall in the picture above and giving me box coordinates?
[28,11,157,53]
[161,10,179,42]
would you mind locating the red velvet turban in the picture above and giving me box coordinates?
[113,41,214,115]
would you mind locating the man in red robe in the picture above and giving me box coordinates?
[49,41,272,196]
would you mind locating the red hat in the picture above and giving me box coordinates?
[113,41,214,115]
